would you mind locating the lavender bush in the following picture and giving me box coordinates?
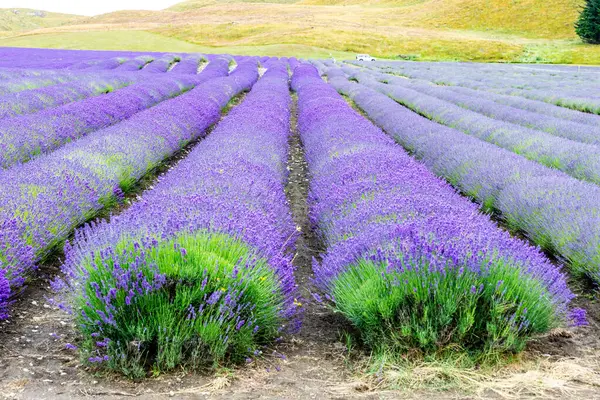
[55,62,298,377]
[68,57,128,71]
[85,58,128,71]
[0,74,75,96]
[171,55,205,74]
[377,75,600,146]
[328,74,600,285]
[0,75,201,168]
[293,64,576,355]
[114,56,154,71]
[143,55,182,73]
[355,76,600,186]
[0,74,133,119]
[0,61,259,320]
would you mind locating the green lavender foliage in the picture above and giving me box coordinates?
[75,232,285,378]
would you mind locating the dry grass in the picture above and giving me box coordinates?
[346,350,600,399]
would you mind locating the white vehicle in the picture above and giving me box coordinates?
[356,54,376,62]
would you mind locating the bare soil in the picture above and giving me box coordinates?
[2,94,600,400]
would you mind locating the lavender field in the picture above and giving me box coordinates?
[0,47,599,398]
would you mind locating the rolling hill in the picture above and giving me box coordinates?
[0,0,597,64]
[0,8,83,35]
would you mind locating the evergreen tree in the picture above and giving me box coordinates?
[576,0,600,44]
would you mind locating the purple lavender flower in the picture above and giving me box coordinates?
[326,70,600,284]
[293,63,573,352]
[52,60,300,376]
[570,308,588,327]
[0,59,254,320]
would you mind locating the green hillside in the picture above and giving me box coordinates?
[0,8,83,32]
[166,0,584,39]
[168,0,300,10]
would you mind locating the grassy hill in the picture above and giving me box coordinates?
[0,8,83,33]
[0,0,598,64]
[168,0,301,10]
[169,0,581,38]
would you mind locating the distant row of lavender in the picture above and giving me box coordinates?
[457,85,600,127]
[142,54,181,73]
[0,73,134,119]
[0,48,297,71]
[350,73,600,186]
[294,64,576,353]
[0,67,66,81]
[0,48,167,69]
[342,60,600,133]
[114,56,154,71]
[0,74,193,169]
[68,57,127,71]
[327,73,600,285]
[0,73,76,96]
[366,72,600,146]
[171,55,206,74]
[366,61,600,114]
[0,60,259,319]
[366,61,599,94]
[69,54,205,74]
[56,62,298,375]
[0,59,230,169]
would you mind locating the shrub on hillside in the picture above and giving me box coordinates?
[576,0,600,44]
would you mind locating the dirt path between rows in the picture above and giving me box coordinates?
[2,90,600,400]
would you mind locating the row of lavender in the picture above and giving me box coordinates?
[0,59,259,320]
[342,69,600,186]
[0,62,199,129]
[325,67,600,285]
[294,64,579,354]
[0,47,291,72]
[0,49,200,72]
[0,59,230,168]
[360,61,600,114]
[0,56,201,98]
[0,51,589,376]
[54,61,299,377]
[0,72,134,120]
[355,69,600,145]
[0,54,279,124]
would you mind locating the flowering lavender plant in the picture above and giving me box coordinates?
[355,75,600,186]
[328,73,600,285]
[114,56,154,71]
[143,55,182,73]
[0,61,259,321]
[171,55,206,74]
[294,64,575,355]
[56,62,299,377]
[0,73,133,119]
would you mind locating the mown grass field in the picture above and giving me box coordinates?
[0,30,354,59]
